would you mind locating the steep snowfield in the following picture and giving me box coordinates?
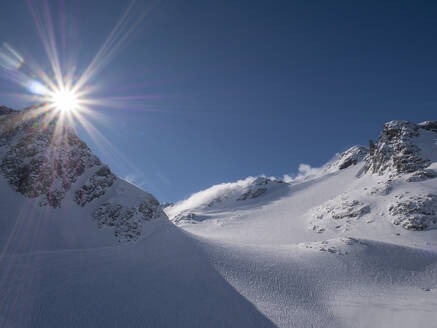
[168,163,437,327]
[0,200,276,327]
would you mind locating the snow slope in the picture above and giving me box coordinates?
[166,120,437,327]
[0,213,276,327]
[0,107,276,327]
[0,113,436,328]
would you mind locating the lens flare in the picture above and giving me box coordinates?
[0,0,159,160]
[49,88,79,113]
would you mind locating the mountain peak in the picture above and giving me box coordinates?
[0,105,166,242]
[364,120,437,177]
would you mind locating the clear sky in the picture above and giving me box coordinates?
[0,0,436,202]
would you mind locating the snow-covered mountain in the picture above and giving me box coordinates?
[0,106,165,247]
[166,146,371,224]
[0,113,436,328]
[167,120,437,234]
[164,120,437,327]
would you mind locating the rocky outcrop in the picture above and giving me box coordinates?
[172,212,210,224]
[355,120,437,232]
[75,166,117,206]
[389,193,437,230]
[236,177,284,201]
[0,110,101,207]
[406,169,437,182]
[93,197,163,242]
[313,195,370,221]
[310,193,370,233]
[332,146,369,170]
[363,120,436,176]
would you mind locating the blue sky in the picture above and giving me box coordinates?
[0,0,436,202]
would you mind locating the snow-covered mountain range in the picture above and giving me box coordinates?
[0,106,436,328]
[168,120,437,233]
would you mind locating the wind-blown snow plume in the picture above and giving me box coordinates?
[166,176,288,220]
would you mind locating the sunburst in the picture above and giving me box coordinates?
[0,0,158,123]
[0,0,163,182]
[48,87,80,113]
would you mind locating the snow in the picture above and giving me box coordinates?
[0,220,276,327]
[171,163,437,327]
[163,122,437,327]
[0,115,436,327]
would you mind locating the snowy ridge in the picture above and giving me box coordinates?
[167,145,370,222]
[169,121,436,232]
[325,145,369,171]
[166,176,289,223]
[311,121,437,232]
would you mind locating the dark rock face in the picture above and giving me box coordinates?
[75,166,117,206]
[0,110,101,207]
[92,199,163,242]
[363,121,434,176]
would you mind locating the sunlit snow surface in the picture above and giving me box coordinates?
[172,164,437,327]
[0,120,436,327]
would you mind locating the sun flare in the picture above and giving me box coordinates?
[49,88,79,113]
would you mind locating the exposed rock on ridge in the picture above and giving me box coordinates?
[364,120,436,176]
[327,145,369,171]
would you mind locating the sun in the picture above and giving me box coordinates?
[49,88,79,113]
